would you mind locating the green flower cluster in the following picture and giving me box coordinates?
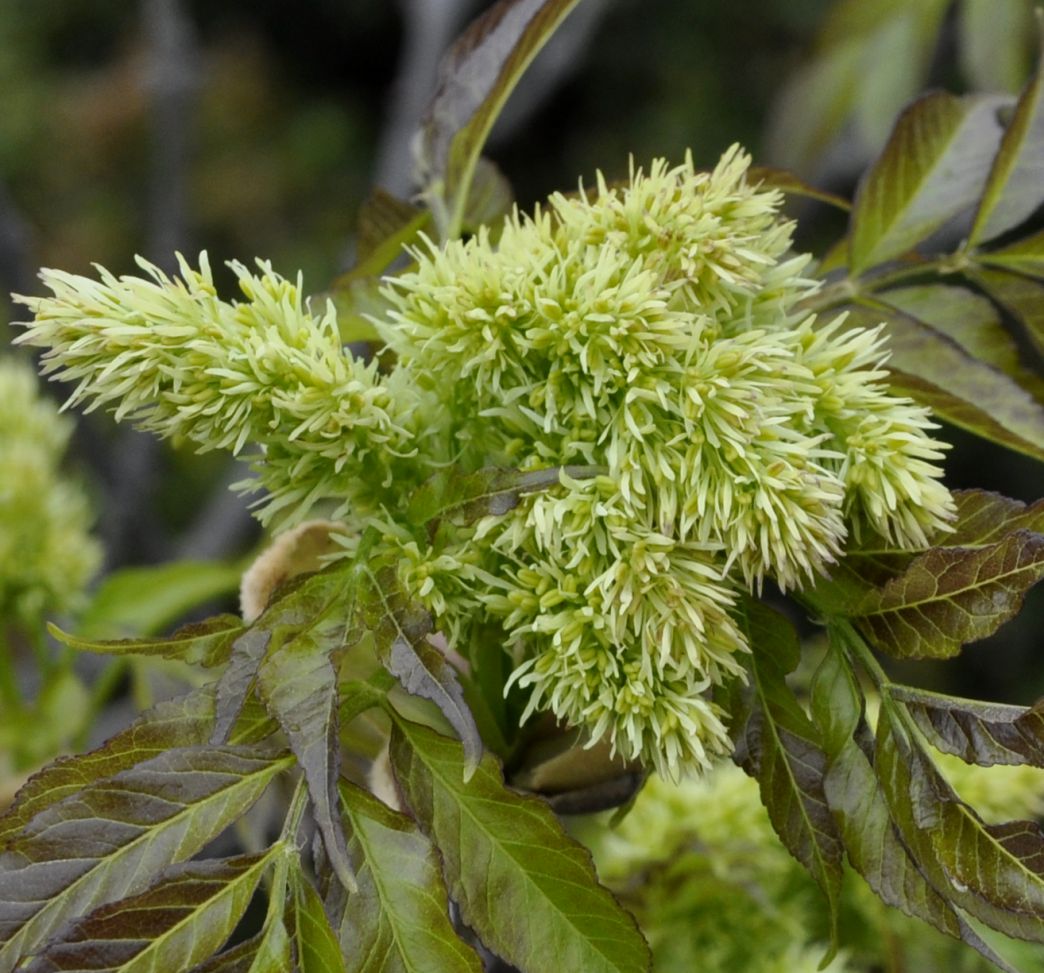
[377,148,954,775]
[14,147,955,777]
[0,358,100,625]
[15,255,429,525]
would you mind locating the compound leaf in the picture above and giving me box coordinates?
[0,689,274,848]
[0,746,290,970]
[887,684,1044,767]
[948,490,1044,546]
[810,645,1016,970]
[389,717,650,973]
[20,852,274,973]
[737,603,843,953]
[256,615,354,893]
[876,703,1044,945]
[336,781,482,973]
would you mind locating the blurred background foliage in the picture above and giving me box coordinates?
[0,0,1042,735]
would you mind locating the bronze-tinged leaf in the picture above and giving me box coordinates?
[736,603,843,955]
[876,704,1044,946]
[948,490,1044,547]
[851,530,1044,659]
[968,18,1044,245]
[335,781,483,973]
[887,684,1044,768]
[841,302,1044,461]
[211,564,354,745]
[48,614,244,668]
[256,616,355,893]
[359,569,482,778]
[389,717,650,973]
[20,852,275,973]
[0,688,274,848]
[810,645,1017,972]
[189,924,292,973]
[967,265,1044,358]
[416,0,583,235]
[0,746,291,970]
[849,91,1008,274]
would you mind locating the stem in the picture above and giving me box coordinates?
[280,774,311,845]
[799,252,973,315]
[834,618,892,691]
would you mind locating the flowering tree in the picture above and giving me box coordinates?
[2,1,1044,971]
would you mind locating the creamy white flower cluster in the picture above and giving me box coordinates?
[14,148,955,777]
[0,358,100,623]
[380,148,955,776]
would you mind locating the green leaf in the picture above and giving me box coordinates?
[389,717,650,973]
[849,91,1008,274]
[810,643,1016,970]
[886,684,1044,767]
[20,852,274,973]
[850,530,1044,658]
[967,265,1044,358]
[406,464,601,533]
[968,17,1044,245]
[358,568,482,778]
[876,701,1044,946]
[335,781,482,973]
[0,688,273,847]
[0,746,291,969]
[48,614,244,668]
[254,596,356,892]
[948,489,1044,546]
[211,565,353,745]
[288,857,347,973]
[736,602,843,955]
[843,302,1044,461]
[878,284,1032,383]
[416,0,583,237]
[188,927,291,973]
[78,561,244,639]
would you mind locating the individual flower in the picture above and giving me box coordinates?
[0,358,100,624]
